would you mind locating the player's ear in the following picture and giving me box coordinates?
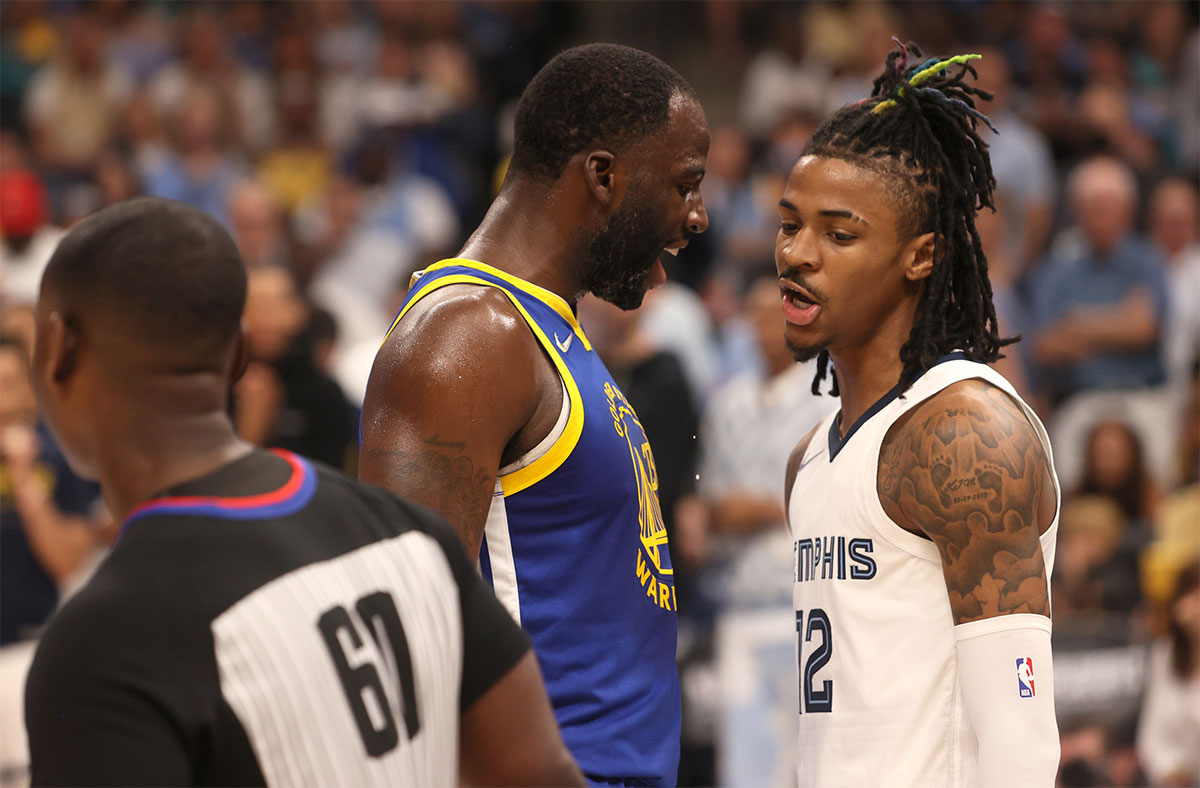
[583,150,625,211]
[45,311,81,384]
[903,231,938,282]
[230,323,250,384]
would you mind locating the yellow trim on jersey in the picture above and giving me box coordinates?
[383,270,585,497]
[399,258,593,351]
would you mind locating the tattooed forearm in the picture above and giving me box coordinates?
[878,381,1054,624]
[361,443,494,553]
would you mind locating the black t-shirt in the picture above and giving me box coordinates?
[25,449,529,787]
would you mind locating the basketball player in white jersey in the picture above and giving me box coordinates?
[779,44,1060,786]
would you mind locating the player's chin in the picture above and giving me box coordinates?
[603,288,647,311]
[785,329,823,364]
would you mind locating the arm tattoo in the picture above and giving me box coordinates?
[362,438,494,551]
[878,383,1053,624]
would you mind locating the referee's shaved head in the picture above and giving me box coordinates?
[41,198,246,370]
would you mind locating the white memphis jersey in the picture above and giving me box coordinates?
[213,532,462,787]
[788,357,1059,787]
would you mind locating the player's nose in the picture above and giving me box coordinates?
[779,228,820,271]
[686,196,708,235]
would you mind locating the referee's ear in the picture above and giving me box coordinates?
[230,324,249,384]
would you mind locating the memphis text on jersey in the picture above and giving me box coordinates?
[793,536,877,583]
[606,381,676,612]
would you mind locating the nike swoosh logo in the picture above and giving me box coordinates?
[554,332,573,353]
[797,451,826,474]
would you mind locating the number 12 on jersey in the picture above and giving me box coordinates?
[796,608,832,714]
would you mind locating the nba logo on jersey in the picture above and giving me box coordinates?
[1016,657,1035,698]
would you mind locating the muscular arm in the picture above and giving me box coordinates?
[878,380,1060,786]
[877,380,1056,624]
[359,288,543,559]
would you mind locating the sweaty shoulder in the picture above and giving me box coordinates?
[372,284,543,392]
[360,283,545,461]
[876,378,1056,623]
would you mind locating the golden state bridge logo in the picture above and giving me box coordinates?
[604,381,676,612]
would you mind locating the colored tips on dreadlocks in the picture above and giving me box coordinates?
[909,54,982,87]
[872,51,987,117]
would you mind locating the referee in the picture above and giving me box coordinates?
[23,198,583,787]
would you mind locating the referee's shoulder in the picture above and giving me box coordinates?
[27,559,138,688]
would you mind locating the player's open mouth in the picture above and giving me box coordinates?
[662,240,689,256]
[781,283,822,326]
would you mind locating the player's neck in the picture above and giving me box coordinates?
[828,337,908,439]
[96,388,252,523]
[457,179,590,305]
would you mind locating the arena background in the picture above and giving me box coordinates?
[0,1,1197,786]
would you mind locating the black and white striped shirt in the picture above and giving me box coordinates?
[25,449,529,786]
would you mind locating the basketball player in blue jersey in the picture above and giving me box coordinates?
[23,198,583,786]
[360,44,709,786]
[779,44,1060,786]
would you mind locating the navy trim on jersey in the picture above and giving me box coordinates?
[827,351,970,461]
[120,450,317,536]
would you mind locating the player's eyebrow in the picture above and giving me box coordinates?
[819,209,867,225]
[778,198,798,212]
[679,165,706,181]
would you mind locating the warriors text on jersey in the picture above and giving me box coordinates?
[24,449,530,786]
[388,259,680,784]
[787,355,1059,787]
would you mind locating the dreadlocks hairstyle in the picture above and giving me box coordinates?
[803,40,1013,397]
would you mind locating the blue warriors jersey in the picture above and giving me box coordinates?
[388,259,680,785]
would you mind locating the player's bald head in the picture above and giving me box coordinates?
[40,198,246,370]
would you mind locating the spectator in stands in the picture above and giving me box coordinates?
[91,149,142,210]
[0,169,63,307]
[698,278,835,545]
[121,91,171,181]
[973,197,1032,401]
[258,70,330,214]
[0,0,59,128]
[148,6,274,154]
[354,32,451,135]
[0,336,110,646]
[144,83,246,228]
[1056,421,1156,623]
[227,179,290,270]
[234,266,355,469]
[23,6,131,180]
[696,277,836,605]
[972,47,1056,273]
[1176,30,1199,172]
[738,7,829,141]
[1032,156,1174,488]
[1142,363,1200,611]
[309,130,457,325]
[1148,178,1200,436]
[1137,561,1200,787]
[1078,420,1160,525]
[1033,156,1166,398]
[701,127,777,282]
[1053,495,1132,619]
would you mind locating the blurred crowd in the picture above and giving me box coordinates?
[0,1,1197,786]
